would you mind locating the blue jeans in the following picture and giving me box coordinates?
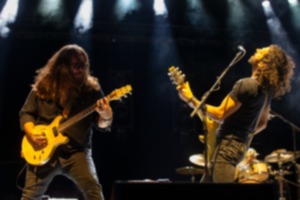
[21,149,104,200]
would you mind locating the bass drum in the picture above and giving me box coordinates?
[251,161,269,182]
[237,161,269,183]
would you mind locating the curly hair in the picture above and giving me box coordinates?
[31,44,100,106]
[254,44,295,98]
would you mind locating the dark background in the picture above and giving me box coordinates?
[1,0,300,199]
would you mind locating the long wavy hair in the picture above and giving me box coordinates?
[253,44,295,98]
[31,44,100,106]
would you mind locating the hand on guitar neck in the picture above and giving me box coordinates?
[177,81,202,109]
[168,66,218,164]
[168,66,200,108]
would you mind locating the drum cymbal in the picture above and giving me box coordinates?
[189,154,206,167]
[265,149,299,163]
[175,166,204,176]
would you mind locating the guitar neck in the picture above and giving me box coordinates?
[57,84,132,133]
[58,103,97,132]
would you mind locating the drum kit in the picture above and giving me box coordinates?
[175,148,299,186]
[264,149,298,181]
[174,154,205,183]
[264,149,300,200]
[236,160,269,184]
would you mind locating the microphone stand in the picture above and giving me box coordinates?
[271,110,300,167]
[193,49,246,182]
[190,50,246,117]
[270,110,300,200]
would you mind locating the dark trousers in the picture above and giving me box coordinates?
[21,149,104,200]
[209,135,247,183]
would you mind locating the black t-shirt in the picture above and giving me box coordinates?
[218,77,270,141]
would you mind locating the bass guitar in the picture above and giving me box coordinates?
[21,85,132,166]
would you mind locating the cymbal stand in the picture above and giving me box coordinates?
[275,161,287,200]
[190,174,196,183]
[271,110,300,199]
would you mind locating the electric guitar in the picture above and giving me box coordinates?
[168,66,219,163]
[21,85,132,166]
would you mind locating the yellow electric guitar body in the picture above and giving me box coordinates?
[21,115,68,166]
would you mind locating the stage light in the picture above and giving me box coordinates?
[114,0,140,21]
[288,0,300,32]
[185,0,208,30]
[262,0,274,20]
[74,0,93,34]
[0,25,9,37]
[288,0,298,6]
[37,0,63,25]
[153,0,168,16]
[0,0,19,38]
[262,0,297,60]
[262,0,271,9]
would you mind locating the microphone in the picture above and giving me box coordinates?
[269,110,278,119]
[238,45,246,53]
[268,113,276,120]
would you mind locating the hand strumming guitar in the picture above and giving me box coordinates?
[23,121,48,148]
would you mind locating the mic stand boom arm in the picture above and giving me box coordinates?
[190,50,246,181]
[190,50,245,118]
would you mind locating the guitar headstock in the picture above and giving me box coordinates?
[107,84,132,101]
[168,66,185,86]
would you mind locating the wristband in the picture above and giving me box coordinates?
[101,117,112,121]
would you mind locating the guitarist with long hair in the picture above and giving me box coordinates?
[176,44,295,183]
[19,44,113,199]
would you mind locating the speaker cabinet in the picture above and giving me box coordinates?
[111,181,277,200]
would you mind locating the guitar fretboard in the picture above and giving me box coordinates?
[58,103,97,132]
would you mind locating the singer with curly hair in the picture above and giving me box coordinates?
[176,44,295,183]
